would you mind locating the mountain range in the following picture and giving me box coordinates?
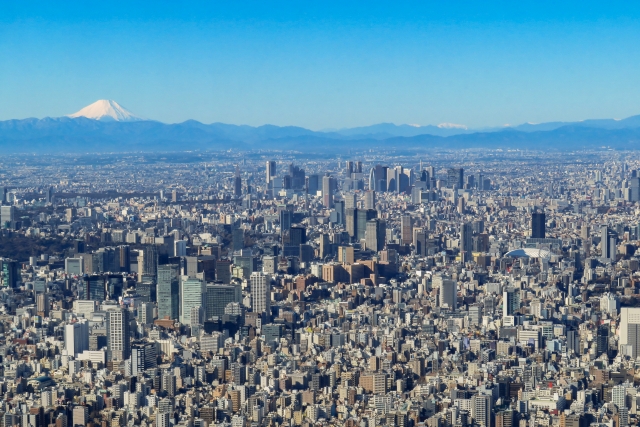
[1,100,640,152]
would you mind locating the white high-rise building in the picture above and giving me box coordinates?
[65,321,89,357]
[107,308,131,361]
[620,307,640,358]
[250,272,270,316]
[180,277,205,325]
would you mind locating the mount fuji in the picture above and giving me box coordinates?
[67,99,144,122]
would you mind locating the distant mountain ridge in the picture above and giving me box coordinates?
[2,100,640,152]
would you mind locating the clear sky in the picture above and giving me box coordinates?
[1,1,640,129]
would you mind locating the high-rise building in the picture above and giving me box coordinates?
[65,321,89,356]
[233,167,242,197]
[157,264,180,320]
[365,219,386,252]
[142,245,158,282]
[471,394,493,427]
[356,209,377,241]
[72,406,88,427]
[503,287,520,318]
[364,190,376,210]
[81,275,105,302]
[131,341,157,375]
[596,324,609,357]
[447,168,464,190]
[531,212,546,238]
[0,205,15,226]
[180,277,205,325]
[0,258,19,288]
[250,272,270,316]
[322,175,334,208]
[156,412,171,427]
[205,284,242,319]
[266,161,276,185]
[401,215,412,245]
[460,222,473,263]
[601,225,617,262]
[620,307,640,358]
[436,276,457,310]
[107,308,131,361]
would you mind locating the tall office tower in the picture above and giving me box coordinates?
[345,208,357,239]
[401,215,413,245]
[307,174,320,195]
[503,287,521,317]
[65,320,89,356]
[460,222,473,263]
[107,308,131,361]
[233,167,242,197]
[174,240,187,257]
[319,233,331,258]
[364,190,376,209]
[355,161,362,173]
[601,225,618,262]
[368,168,377,190]
[180,278,205,325]
[118,245,130,272]
[435,276,457,310]
[356,209,377,241]
[596,324,609,357]
[471,394,493,427]
[266,161,276,185]
[216,259,232,283]
[37,293,49,316]
[333,200,345,225]
[620,307,640,358]
[365,219,386,252]
[0,187,5,203]
[322,175,334,208]
[205,284,242,319]
[345,161,354,175]
[81,275,106,301]
[0,258,19,288]
[344,192,357,209]
[0,205,15,225]
[250,272,270,316]
[45,186,54,204]
[447,168,464,189]
[142,244,158,282]
[232,227,244,251]
[131,341,157,375]
[157,264,180,320]
[531,212,546,238]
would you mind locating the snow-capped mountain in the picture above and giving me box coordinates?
[67,99,143,122]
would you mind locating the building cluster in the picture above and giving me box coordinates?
[0,150,640,427]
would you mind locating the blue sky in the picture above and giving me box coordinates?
[1,1,640,129]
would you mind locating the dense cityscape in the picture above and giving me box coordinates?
[0,148,638,427]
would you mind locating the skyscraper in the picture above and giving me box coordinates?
[107,308,131,361]
[365,219,386,252]
[447,168,464,189]
[266,161,276,185]
[180,277,205,325]
[531,212,546,238]
[205,283,242,319]
[157,264,180,320]
[460,222,473,263]
[401,215,413,245]
[65,321,89,356]
[503,287,520,318]
[364,190,376,210]
[233,167,242,197]
[620,307,640,358]
[601,225,617,262]
[356,209,377,241]
[436,276,457,310]
[322,175,334,208]
[250,272,270,316]
[81,275,106,302]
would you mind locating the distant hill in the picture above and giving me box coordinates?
[2,101,640,152]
